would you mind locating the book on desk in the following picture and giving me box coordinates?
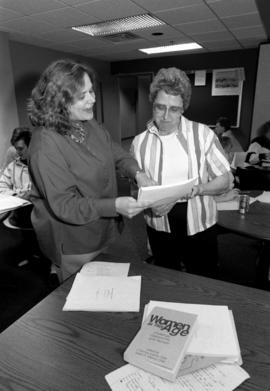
[124,306,198,382]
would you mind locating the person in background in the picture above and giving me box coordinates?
[0,127,32,228]
[27,59,152,282]
[245,120,270,165]
[131,67,232,278]
[214,116,243,152]
[0,146,17,175]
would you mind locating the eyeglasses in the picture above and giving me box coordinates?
[153,103,183,115]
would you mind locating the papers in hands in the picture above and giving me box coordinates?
[137,177,197,206]
[105,363,250,391]
[63,275,141,312]
[0,195,31,213]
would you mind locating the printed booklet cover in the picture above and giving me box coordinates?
[124,306,198,382]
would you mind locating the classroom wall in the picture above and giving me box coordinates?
[251,43,270,139]
[9,41,111,128]
[111,48,258,150]
[0,33,19,168]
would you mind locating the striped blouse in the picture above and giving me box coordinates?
[131,116,231,236]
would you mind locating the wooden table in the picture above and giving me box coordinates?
[218,199,270,286]
[0,254,269,391]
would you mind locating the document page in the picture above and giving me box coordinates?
[137,177,197,205]
[105,363,250,391]
[80,261,130,276]
[0,195,30,213]
[63,275,141,312]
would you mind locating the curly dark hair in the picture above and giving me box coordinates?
[149,67,192,112]
[28,59,95,135]
[10,127,32,147]
[217,117,231,131]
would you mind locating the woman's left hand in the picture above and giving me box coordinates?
[151,200,175,217]
[135,172,157,187]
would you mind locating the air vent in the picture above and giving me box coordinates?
[99,32,140,43]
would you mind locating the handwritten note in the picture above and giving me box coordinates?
[80,261,130,276]
[63,275,141,312]
[105,363,250,391]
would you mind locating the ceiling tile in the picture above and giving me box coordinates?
[0,6,23,22]
[134,25,186,41]
[191,30,235,43]
[32,7,98,28]
[202,39,242,51]
[0,0,67,15]
[131,0,203,12]
[231,25,267,39]
[155,4,216,25]
[75,0,144,20]
[0,16,58,34]
[222,12,263,29]
[205,0,258,18]
[176,19,226,35]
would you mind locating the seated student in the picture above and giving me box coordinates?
[246,120,270,165]
[214,117,243,152]
[0,127,32,228]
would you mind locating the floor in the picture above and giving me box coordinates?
[0,173,268,333]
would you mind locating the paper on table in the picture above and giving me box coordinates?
[217,196,257,210]
[256,191,270,203]
[80,261,130,277]
[105,363,250,391]
[143,302,240,360]
[137,177,197,205]
[63,275,141,312]
[0,195,31,213]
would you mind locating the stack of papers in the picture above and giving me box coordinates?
[256,191,270,203]
[217,196,257,210]
[137,177,197,205]
[63,262,141,312]
[0,195,31,213]
[105,300,250,391]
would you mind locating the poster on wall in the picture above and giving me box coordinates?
[211,68,244,96]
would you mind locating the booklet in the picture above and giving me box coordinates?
[137,177,197,205]
[124,306,198,382]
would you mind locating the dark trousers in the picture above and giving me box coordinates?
[147,202,218,278]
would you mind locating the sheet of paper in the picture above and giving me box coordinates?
[0,195,31,213]
[217,196,256,210]
[105,363,250,391]
[137,177,197,205]
[63,275,141,312]
[80,261,130,276]
[256,191,270,203]
[143,302,240,359]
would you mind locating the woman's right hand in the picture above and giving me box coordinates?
[115,197,150,219]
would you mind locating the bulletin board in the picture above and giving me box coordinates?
[184,71,242,128]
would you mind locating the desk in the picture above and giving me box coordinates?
[218,200,270,285]
[0,254,269,391]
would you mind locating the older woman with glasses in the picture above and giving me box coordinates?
[131,67,232,278]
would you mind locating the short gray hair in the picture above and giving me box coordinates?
[149,67,191,112]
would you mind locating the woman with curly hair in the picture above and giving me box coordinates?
[28,59,152,281]
[131,67,232,278]
[246,120,270,164]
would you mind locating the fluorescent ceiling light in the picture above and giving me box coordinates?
[139,42,202,54]
[72,14,165,36]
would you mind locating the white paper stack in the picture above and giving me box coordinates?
[63,262,141,312]
[105,300,250,391]
[0,195,31,213]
